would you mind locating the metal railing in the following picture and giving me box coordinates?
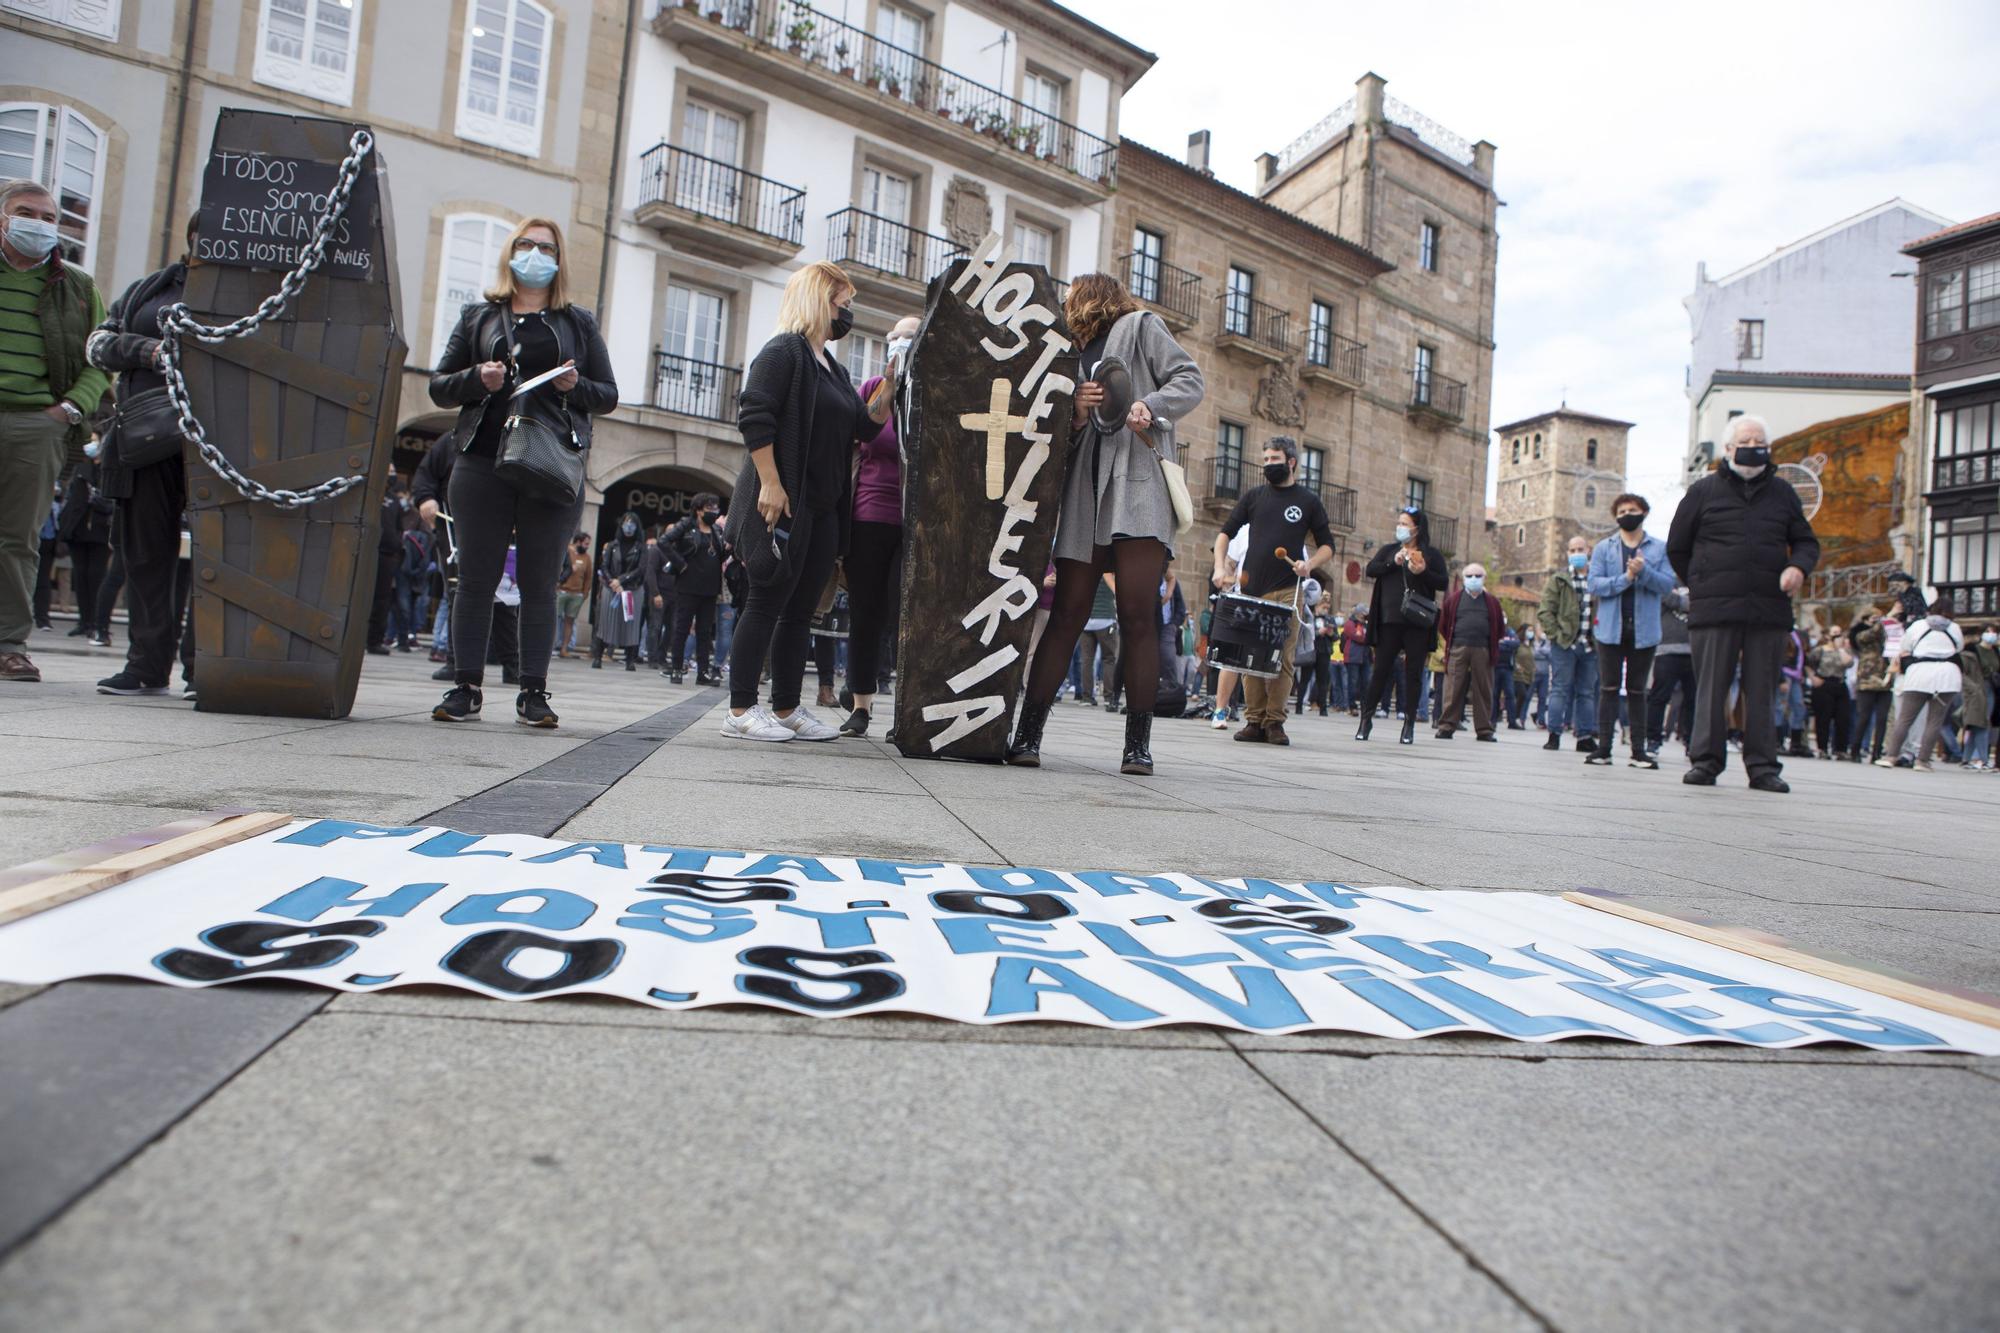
[1807,560,1905,605]
[1205,450,1244,504]
[653,351,741,423]
[1220,290,1292,353]
[1314,480,1357,530]
[1307,329,1367,383]
[826,208,963,286]
[1410,368,1467,420]
[1118,251,1202,325]
[1428,514,1459,556]
[690,0,1117,186]
[637,142,806,245]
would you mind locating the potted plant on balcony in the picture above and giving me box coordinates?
[785,7,816,55]
[835,40,854,78]
[979,110,1009,142]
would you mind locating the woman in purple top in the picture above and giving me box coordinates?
[838,313,921,737]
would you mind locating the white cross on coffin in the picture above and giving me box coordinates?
[960,378,1030,500]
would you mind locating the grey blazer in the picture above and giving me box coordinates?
[1054,310,1205,560]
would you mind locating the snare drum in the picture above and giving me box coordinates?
[1207,591,1294,679]
[810,593,851,640]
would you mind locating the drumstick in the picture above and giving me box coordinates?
[1274,547,1288,563]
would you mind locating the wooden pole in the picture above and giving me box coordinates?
[0,811,294,927]
[1566,889,2000,1033]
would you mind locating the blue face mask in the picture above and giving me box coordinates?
[1394,525,1413,544]
[509,250,559,289]
[1568,552,1587,570]
[4,215,60,260]
[83,440,100,459]
[1463,575,1484,593]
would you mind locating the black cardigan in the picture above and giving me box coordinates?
[1365,540,1448,652]
[731,332,858,584]
[429,301,618,451]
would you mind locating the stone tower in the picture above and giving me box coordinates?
[1492,408,1634,591]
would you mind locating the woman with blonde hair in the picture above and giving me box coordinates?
[427,216,617,728]
[1006,271,1205,775]
[722,261,890,742]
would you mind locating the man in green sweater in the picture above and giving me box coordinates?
[0,179,108,683]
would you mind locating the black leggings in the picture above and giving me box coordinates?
[1025,538,1168,715]
[447,451,583,687]
[67,541,108,637]
[1359,622,1430,719]
[1594,640,1655,757]
[671,592,716,673]
[845,519,902,696]
[729,508,839,711]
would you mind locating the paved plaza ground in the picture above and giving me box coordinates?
[2,634,1997,1331]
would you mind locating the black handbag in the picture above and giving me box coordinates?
[494,410,584,505]
[1399,566,1439,628]
[106,385,187,469]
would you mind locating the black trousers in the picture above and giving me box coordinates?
[118,458,189,685]
[1689,624,1786,781]
[1849,688,1893,760]
[94,543,125,634]
[1811,679,1850,754]
[32,536,56,622]
[729,508,838,711]
[672,592,717,674]
[844,519,901,696]
[67,541,108,636]
[447,451,582,686]
[1593,640,1655,758]
[1359,621,1430,720]
[1646,653,1695,746]
[366,548,397,647]
[814,633,839,690]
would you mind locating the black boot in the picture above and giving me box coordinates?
[1121,711,1154,776]
[1007,698,1052,767]
[1355,713,1373,741]
[1400,716,1416,745]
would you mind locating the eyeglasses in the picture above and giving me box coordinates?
[512,239,558,256]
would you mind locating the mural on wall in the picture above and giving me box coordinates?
[1772,402,1906,573]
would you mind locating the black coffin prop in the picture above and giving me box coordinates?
[181,109,404,719]
[894,242,1078,760]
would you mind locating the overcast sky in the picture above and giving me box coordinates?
[1069,0,2000,510]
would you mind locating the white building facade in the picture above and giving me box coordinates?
[1682,198,1951,481]
[587,0,1153,540]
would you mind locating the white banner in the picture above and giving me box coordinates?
[1,819,1993,1054]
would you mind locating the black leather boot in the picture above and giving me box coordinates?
[1356,713,1373,741]
[1400,715,1417,745]
[1121,711,1154,776]
[1006,698,1052,767]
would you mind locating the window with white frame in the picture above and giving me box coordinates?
[458,0,551,156]
[658,283,730,419]
[0,103,102,269]
[1300,445,1325,493]
[1129,226,1162,302]
[429,214,512,365]
[1010,219,1055,272]
[2,0,119,39]
[1419,220,1438,272]
[1306,300,1333,367]
[1224,266,1254,336]
[1411,342,1435,404]
[1021,69,1063,156]
[254,0,362,106]
[872,3,926,98]
[841,331,888,385]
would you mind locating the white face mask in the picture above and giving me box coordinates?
[887,335,913,363]
[1394,526,1413,544]
[1985,632,1998,646]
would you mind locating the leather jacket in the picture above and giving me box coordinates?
[428,301,617,451]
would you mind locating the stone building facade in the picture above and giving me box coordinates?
[1106,73,1498,609]
[1490,409,1632,593]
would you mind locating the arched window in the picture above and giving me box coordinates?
[457,0,553,155]
[430,213,514,365]
[1583,484,1598,508]
[1586,437,1598,462]
[0,103,103,270]
[1516,526,1525,545]
[1511,438,1520,464]
[1532,432,1543,459]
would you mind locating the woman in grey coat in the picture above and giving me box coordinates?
[1008,272,1205,775]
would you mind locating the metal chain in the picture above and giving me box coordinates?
[157,130,376,509]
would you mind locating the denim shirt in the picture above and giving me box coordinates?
[1587,532,1677,649]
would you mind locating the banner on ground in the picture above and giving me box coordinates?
[1,820,1992,1054]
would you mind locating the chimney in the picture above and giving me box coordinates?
[1472,139,1496,181]
[1355,71,1387,126]
[1256,152,1280,188]
[1186,130,1212,175]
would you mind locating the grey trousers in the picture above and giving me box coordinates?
[1884,690,1957,763]
[1689,623,1786,781]
[0,410,66,654]
[1437,644,1494,737]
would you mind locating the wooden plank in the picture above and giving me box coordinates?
[0,812,293,927]
[188,444,380,505]
[1565,890,2000,1032]
[196,557,344,649]
[196,322,375,411]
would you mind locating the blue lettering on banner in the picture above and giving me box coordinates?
[738,854,841,882]
[616,899,755,942]
[1517,944,1616,980]
[1301,882,1431,913]
[275,819,422,848]
[1587,948,1740,988]
[1712,986,1944,1046]
[412,831,512,860]
[1079,921,1240,968]
[260,876,445,923]
[1338,976,1464,1032]
[1122,960,1309,1029]
[1561,980,1803,1044]
[1072,870,1204,901]
[1355,936,1548,980]
[776,904,910,948]
[1409,975,1628,1039]
[984,958,1160,1022]
[966,865,1075,894]
[1189,876,1311,903]
[1229,929,1359,971]
[522,842,630,868]
[441,890,595,931]
[854,859,945,886]
[638,846,742,871]
[936,916,1085,959]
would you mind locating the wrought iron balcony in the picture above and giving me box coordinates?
[1201,450,1245,506]
[635,142,805,253]
[653,351,742,424]
[826,208,963,289]
[1118,251,1202,328]
[1304,330,1367,387]
[1315,480,1357,530]
[658,0,1117,193]
[1409,368,1467,421]
[1218,291,1293,358]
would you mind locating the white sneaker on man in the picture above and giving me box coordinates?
[720,706,795,742]
[776,704,841,741]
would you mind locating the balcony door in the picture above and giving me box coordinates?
[661,284,729,419]
[1412,343,1435,405]
[675,100,743,223]
[871,3,926,99]
[857,165,911,274]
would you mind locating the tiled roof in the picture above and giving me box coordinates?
[1903,210,2000,255]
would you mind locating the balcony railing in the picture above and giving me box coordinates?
[1220,291,1293,354]
[1410,368,1467,420]
[1931,449,1999,493]
[1311,480,1357,530]
[689,0,1117,186]
[1204,451,1245,504]
[637,142,805,245]
[827,208,962,287]
[1936,580,2000,618]
[1119,251,1202,326]
[1306,330,1367,384]
[653,351,741,423]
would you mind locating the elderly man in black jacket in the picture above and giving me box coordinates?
[1666,415,1820,792]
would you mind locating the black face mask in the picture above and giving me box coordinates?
[1616,513,1645,532]
[829,306,855,340]
[1263,462,1291,487]
[1732,445,1770,470]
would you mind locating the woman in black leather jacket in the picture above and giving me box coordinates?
[427,217,616,728]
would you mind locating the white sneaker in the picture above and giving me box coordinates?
[720,706,795,742]
[1210,708,1229,730]
[775,704,841,741]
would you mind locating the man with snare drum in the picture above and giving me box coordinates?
[1213,437,1335,746]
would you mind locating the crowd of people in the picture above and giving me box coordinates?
[5,171,1994,785]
